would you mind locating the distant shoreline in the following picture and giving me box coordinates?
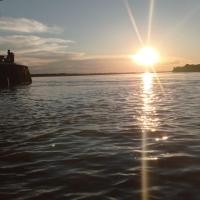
[173,64,200,72]
[30,64,200,77]
[31,71,170,77]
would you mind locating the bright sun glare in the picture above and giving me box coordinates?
[132,47,160,66]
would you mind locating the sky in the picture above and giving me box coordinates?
[0,0,200,73]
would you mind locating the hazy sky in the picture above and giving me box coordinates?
[0,0,200,73]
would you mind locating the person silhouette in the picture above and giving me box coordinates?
[10,51,15,63]
[6,50,14,63]
[6,50,11,63]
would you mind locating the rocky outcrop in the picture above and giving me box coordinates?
[0,63,32,89]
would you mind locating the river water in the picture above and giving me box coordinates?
[0,73,200,200]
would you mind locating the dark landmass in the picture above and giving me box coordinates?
[0,63,32,89]
[31,72,137,77]
[173,64,200,72]
[31,71,169,77]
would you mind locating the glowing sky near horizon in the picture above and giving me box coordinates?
[0,0,200,73]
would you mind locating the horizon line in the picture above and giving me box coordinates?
[31,71,172,77]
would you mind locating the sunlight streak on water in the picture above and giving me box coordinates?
[154,72,166,95]
[141,72,156,200]
[157,3,200,46]
[140,73,159,131]
[141,131,148,200]
[143,72,153,92]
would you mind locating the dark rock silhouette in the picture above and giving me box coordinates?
[173,64,200,72]
[0,50,32,89]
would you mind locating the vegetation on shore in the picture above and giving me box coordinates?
[173,64,200,72]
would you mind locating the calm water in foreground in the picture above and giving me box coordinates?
[0,73,200,200]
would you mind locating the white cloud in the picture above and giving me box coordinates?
[0,35,80,66]
[0,17,90,69]
[0,35,74,53]
[0,17,62,33]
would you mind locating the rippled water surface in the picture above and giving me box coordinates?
[1,73,200,200]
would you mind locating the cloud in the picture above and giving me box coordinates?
[0,17,95,71]
[0,17,62,33]
[0,34,80,66]
[30,55,141,74]
[17,52,84,67]
[0,35,74,53]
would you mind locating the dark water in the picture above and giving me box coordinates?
[0,73,200,200]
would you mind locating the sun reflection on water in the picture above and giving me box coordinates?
[140,72,156,200]
[141,72,159,131]
[143,72,153,92]
[139,72,168,200]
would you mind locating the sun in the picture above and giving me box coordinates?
[132,46,160,66]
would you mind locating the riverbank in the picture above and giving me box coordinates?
[31,71,170,77]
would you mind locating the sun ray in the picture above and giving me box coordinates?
[157,3,200,46]
[149,66,166,95]
[123,0,144,45]
[147,0,155,43]
[141,129,149,200]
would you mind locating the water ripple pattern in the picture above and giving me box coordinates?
[0,73,200,200]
